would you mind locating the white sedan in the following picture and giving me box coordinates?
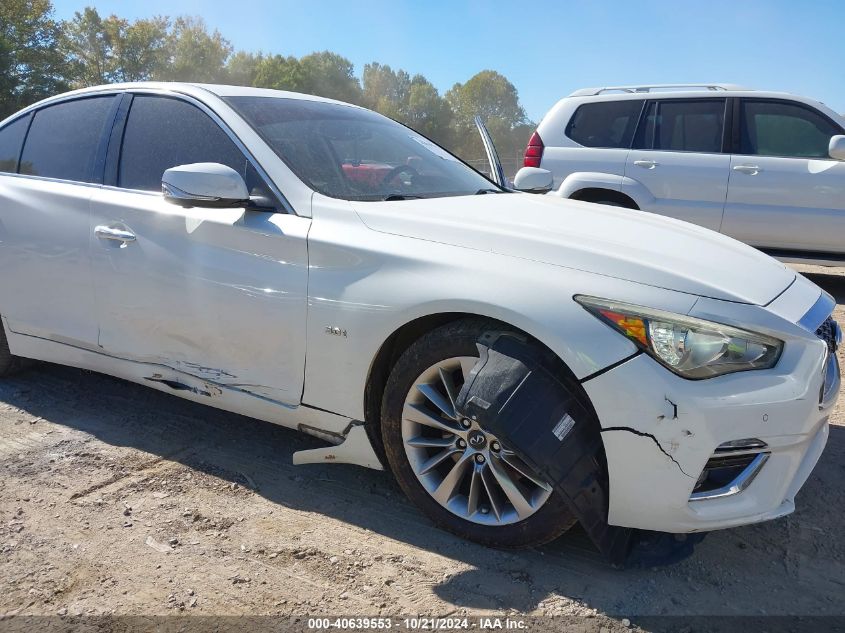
[0,83,839,553]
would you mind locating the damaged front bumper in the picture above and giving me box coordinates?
[582,328,836,533]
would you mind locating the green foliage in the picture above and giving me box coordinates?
[252,51,362,104]
[158,16,231,82]
[3,2,535,173]
[446,70,530,165]
[0,0,68,119]
[361,63,453,146]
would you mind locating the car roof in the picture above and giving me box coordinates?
[9,82,362,118]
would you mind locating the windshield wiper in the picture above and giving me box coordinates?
[475,188,503,195]
[381,194,426,201]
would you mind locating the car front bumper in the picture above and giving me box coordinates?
[581,318,838,534]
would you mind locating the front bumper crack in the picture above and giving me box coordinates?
[602,426,694,478]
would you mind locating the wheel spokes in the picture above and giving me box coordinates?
[403,402,461,435]
[406,435,457,449]
[401,355,552,526]
[417,383,456,419]
[438,366,459,412]
[479,463,504,521]
[488,454,535,519]
[418,447,462,476]
[466,464,482,516]
[499,450,553,492]
[431,452,472,505]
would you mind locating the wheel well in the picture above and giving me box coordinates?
[363,312,597,465]
[570,188,639,209]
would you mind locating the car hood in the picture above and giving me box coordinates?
[352,193,795,305]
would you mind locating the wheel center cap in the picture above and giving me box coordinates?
[467,430,487,450]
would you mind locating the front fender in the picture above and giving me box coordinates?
[301,199,697,421]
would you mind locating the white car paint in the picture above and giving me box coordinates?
[530,85,845,261]
[0,83,839,536]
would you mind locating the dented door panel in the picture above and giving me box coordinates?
[89,188,310,405]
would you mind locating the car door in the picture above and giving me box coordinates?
[623,98,730,231]
[0,95,117,348]
[89,92,309,405]
[721,98,845,254]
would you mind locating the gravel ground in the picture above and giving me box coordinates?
[0,265,843,632]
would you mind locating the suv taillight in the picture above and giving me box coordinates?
[523,131,544,168]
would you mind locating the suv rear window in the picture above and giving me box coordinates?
[0,114,31,174]
[565,100,643,148]
[19,96,115,182]
[636,99,725,153]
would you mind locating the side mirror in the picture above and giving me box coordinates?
[829,135,845,161]
[162,162,250,208]
[513,167,553,194]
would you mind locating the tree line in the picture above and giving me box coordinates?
[1,0,534,167]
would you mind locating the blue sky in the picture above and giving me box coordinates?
[51,0,845,122]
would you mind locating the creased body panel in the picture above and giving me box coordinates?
[89,187,310,405]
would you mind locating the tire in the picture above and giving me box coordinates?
[0,320,27,377]
[381,318,578,548]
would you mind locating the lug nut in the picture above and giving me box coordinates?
[490,441,501,452]
[460,418,472,429]
[474,454,486,464]
[456,439,466,449]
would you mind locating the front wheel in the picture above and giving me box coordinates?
[381,319,577,548]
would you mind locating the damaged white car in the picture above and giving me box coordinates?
[0,84,839,560]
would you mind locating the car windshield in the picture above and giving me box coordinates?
[225,96,501,201]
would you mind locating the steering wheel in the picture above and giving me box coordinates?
[380,164,420,187]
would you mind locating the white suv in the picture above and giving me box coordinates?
[518,84,845,265]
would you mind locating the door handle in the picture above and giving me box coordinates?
[94,225,136,242]
[633,160,658,169]
[733,164,761,175]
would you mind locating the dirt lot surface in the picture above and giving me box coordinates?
[1,265,843,631]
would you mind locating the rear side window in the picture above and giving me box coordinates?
[119,96,248,192]
[636,99,725,153]
[565,100,643,148]
[19,96,115,182]
[0,114,31,174]
[739,100,840,158]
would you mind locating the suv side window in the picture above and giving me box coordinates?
[635,99,725,153]
[118,95,277,206]
[739,99,841,158]
[19,96,115,182]
[565,100,643,148]
[0,114,32,174]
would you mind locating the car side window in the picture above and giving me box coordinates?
[565,100,643,148]
[118,95,278,206]
[739,100,840,158]
[635,99,725,153]
[0,114,32,174]
[19,96,115,182]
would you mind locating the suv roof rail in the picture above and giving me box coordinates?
[568,83,748,97]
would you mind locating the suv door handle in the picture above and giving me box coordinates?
[633,160,658,169]
[733,164,761,175]
[95,225,136,242]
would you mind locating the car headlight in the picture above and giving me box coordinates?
[575,295,783,379]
